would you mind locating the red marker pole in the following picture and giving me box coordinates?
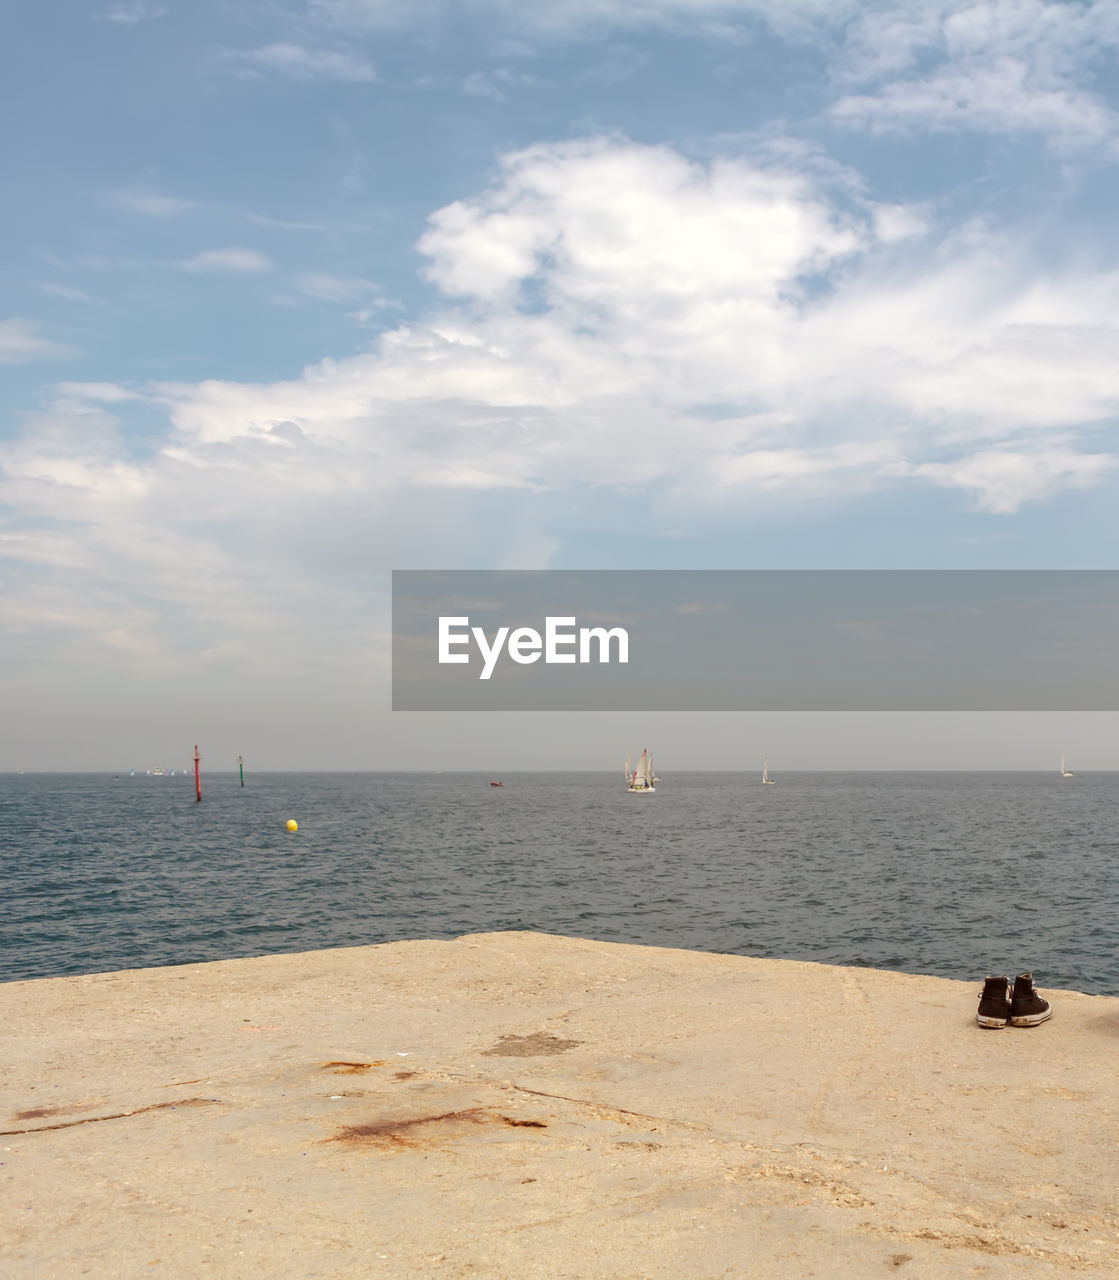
[194,744,202,803]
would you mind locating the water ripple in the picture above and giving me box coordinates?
[2,771,1118,994]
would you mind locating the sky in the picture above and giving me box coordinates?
[3,0,1119,771]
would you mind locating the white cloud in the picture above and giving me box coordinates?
[308,0,452,29]
[311,0,1119,149]
[56,382,143,404]
[418,138,866,305]
[106,187,199,217]
[37,283,95,303]
[295,273,381,301]
[0,319,73,364]
[246,213,332,232]
[460,71,506,101]
[103,0,166,23]
[458,67,541,101]
[169,137,1119,504]
[832,0,1119,149]
[907,448,1117,513]
[235,43,377,82]
[348,302,402,322]
[182,248,274,273]
[22,136,1119,500]
[309,0,844,38]
[4,135,1119,672]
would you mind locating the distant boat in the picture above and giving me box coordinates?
[1060,754,1074,778]
[625,749,656,793]
[762,758,775,785]
[490,780,504,787]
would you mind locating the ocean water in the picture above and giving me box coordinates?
[2,771,1117,994]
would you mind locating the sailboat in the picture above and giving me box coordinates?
[1060,754,1074,778]
[625,749,656,793]
[762,758,775,785]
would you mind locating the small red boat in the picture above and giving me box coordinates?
[489,780,504,787]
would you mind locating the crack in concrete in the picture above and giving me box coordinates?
[1,1097,216,1135]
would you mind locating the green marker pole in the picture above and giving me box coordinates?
[238,755,245,788]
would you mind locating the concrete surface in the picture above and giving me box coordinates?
[2,931,1118,1278]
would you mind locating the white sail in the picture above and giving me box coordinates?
[762,757,775,784]
[626,747,655,792]
[1060,754,1074,777]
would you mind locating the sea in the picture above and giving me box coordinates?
[2,771,1117,994]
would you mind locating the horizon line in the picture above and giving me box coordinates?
[2,769,1115,777]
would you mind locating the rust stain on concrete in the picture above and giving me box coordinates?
[330,1108,547,1147]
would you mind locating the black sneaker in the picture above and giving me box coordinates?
[1009,973,1052,1027]
[977,975,1012,1028]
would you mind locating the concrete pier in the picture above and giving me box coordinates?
[3,932,1118,1277]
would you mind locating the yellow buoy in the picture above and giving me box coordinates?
[286,819,298,832]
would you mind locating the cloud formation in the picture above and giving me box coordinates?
[13,136,1119,498]
[0,318,73,364]
[4,134,1119,673]
[182,247,274,273]
[909,446,1116,514]
[102,0,166,23]
[295,272,383,301]
[310,0,1119,149]
[235,42,377,82]
[37,283,96,303]
[106,187,199,217]
[832,0,1119,150]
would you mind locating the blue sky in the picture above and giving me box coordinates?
[3,0,1119,769]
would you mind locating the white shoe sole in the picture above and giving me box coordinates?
[1009,1007,1052,1027]
[976,1014,1008,1028]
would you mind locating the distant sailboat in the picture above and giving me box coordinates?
[762,758,775,785]
[625,749,656,793]
[1060,754,1074,778]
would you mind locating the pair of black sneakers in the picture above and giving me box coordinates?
[977,972,1052,1029]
